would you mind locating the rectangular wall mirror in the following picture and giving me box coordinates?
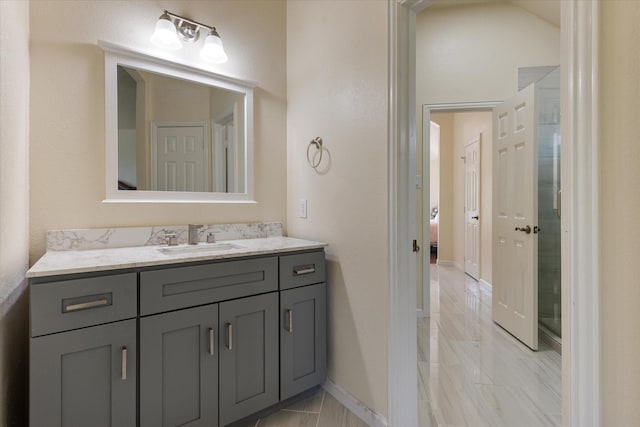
[101,41,255,202]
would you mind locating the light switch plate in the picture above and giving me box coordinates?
[299,198,308,219]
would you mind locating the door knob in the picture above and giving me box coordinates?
[515,225,532,234]
[472,215,479,220]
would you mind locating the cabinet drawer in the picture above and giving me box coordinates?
[30,273,137,337]
[140,257,278,316]
[279,251,326,290]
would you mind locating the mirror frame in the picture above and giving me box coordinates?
[100,41,256,203]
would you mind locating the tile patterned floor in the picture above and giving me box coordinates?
[418,264,562,427]
[240,389,368,427]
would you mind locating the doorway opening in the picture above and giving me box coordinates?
[389,1,599,425]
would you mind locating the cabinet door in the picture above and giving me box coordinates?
[219,292,278,426]
[140,304,219,427]
[280,283,327,400]
[30,319,136,427]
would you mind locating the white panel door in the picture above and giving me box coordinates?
[153,124,208,192]
[464,136,481,280]
[492,84,538,350]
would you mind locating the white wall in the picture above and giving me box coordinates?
[0,1,30,424]
[600,1,640,424]
[29,0,287,262]
[416,2,560,105]
[287,0,389,418]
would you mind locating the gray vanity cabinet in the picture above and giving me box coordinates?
[139,304,219,427]
[280,282,327,400]
[219,292,279,426]
[30,249,325,427]
[29,272,137,427]
[30,319,137,427]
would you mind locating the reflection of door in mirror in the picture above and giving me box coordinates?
[116,64,246,194]
[213,106,238,193]
[152,123,208,192]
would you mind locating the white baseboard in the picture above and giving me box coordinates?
[479,279,492,292]
[437,260,463,271]
[322,379,388,427]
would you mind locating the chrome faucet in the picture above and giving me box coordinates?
[188,224,203,245]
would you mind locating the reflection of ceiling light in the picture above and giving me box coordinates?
[150,10,228,63]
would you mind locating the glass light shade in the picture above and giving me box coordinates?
[200,33,228,63]
[150,16,182,50]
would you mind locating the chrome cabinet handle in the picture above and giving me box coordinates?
[64,298,109,313]
[515,225,532,234]
[286,309,293,333]
[121,347,127,380]
[293,266,315,276]
[208,328,215,355]
[226,323,233,350]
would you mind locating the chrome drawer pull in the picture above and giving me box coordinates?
[286,309,293,333]
[209,328,215,355]
[121,347,127,380]
[64,298,109,312]
[226,323,233,351]
[293,266,315,276]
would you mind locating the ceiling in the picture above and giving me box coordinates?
[428,0,560,27]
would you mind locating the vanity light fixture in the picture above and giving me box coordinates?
[150,10,228,63]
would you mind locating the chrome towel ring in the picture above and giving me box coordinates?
[307,137,323,169]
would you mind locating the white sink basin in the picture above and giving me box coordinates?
[157,243,245,255]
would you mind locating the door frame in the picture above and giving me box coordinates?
[463,135,481,280]
[420,102,498,319]
[389,1,600,426]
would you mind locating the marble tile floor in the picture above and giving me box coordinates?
[418,264,562,427]
[235,388,368,427]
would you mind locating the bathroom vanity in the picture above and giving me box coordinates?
[27,229,327,427]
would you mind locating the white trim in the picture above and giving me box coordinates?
[101,41,255,203]
[436,259,454,267]
[479,278,492,292]
[561,1,600,425]
[323,380,387,427]
[388,1,419,426]
[416,308,427,318]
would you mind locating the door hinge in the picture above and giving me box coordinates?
[412,240,420,253]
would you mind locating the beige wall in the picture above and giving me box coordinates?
[286,0,388,418]
[0,1,30,424]
[600,1,640,424]
[29,0,287,262]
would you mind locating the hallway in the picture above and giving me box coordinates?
[418,265,561,426]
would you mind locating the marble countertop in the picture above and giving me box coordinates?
[27,237,327,278]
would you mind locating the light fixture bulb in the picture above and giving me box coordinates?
[200,29,228,63]
[150,12,182,50]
